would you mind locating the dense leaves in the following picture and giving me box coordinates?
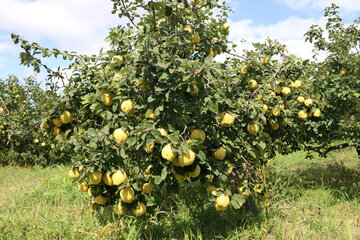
[9,0,360,220]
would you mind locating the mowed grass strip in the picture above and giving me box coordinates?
[239,147,360,240]
[0,147,359,239]
[0,165,101,240]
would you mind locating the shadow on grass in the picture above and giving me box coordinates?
[142,185,263,239]
[270,154,360,202]
[103,182,265,240]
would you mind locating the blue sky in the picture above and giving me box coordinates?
[0,0,359,83]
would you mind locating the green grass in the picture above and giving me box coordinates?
[0,147,359,239]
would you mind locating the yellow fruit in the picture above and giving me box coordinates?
[190,129,206,143]
[214,194,230,211]
[15,141,21,146]
[238,186,250,198]
[120,187,135,203]
[262,57,269,64]
[155,128,168,143]
[297,96,305,103]
[68,169,80,179]
[269,120,279,130]
[178,150,196,167]
[121,99,135,114]
[313,109,321,118]
[272,107,281,117]
[94,195,108,205]
[41,142,46,147]
[191,0,203,5]
[214,147,226,160]
[145,164,153,174]
[113,128,129,145]
[112,73,122,82]
[275,87,282,94]
[111,55,124,66]
[207,185,217,194]
[145,143,154,153]
[209,48,217,56]
[52,118,62,128]
[103,171,113,186]
[133,202,147,216]
[190,34,200,45]
[116,202,126,215]
[79,181,88,192]
[263,104,268,112]
[247,122,260,135]
[87,188,93,197]
[298,110,307,120]
[189,82,199,96]
[221,23,230,35]
[15,94,20,99]
[88,170,103,185]
[293,80,302,89]
[340,68,347,75]
[184,25,193,33]
[33,139,39,144]
[248,79,258,90]
[281,87,291,97]
[101,93,113,106]
[60,110,73,124]
[112,169,127,185]
[135,79,149,91]
[304,98,313,107]
[0,107,4,114]
[188,165,201,178]
[1,130,5,135]
[161,144,177,162]
[40,122,50,129]
[254,184,262,193]
[157,128,168,137]
[0,125,3,129]
[279,104,285,111]
[222,23,230,31]
[174,172,188,182]
[241,65,248,74]
[142,183,153,194]
[220,111,235,127]
[145,109,157,120]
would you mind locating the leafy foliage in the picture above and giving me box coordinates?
[8,0,360,221]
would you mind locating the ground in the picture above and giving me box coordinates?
[0,147,359,239]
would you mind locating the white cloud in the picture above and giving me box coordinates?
[0,41,16,67]
[227,16,327,60]
[274,0,360,12]
[0,0,125,54]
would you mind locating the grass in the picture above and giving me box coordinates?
[0,147,359,239]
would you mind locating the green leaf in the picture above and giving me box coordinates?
[231,194,246,209]
[87,128,97,137]
[197,150,206,161]
[165,6,173,16]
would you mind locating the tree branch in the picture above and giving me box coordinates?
[120,0,138,29]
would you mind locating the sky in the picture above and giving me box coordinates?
[0,0,359,83]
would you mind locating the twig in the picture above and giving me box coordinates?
[304,142,350,155]
[203,77,211,97]
[0,96,9,112]
[224,51,247,60]
[179,125,188,143]
[120,0,138,29]
[250,66,282,98]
